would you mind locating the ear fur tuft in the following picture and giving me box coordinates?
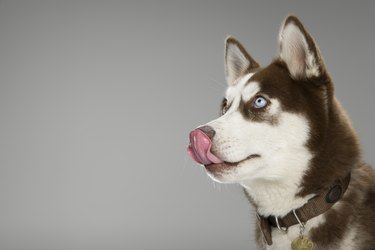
[279,16,326,80]
[225,36,259,85]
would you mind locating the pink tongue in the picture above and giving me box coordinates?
[187,129,223,165]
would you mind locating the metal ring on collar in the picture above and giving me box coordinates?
[293,209,306,236]
[292,209,304,227]
[275,216,288,232]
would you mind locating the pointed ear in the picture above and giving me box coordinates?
[279,16,326,80]
[225,36,259,85]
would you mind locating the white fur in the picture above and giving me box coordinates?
[239,112,313,216]
[267,97,280,116]
[225,74,255,110]
[267,214,326,250]
[338,226,358,250]
[242,81,260,102]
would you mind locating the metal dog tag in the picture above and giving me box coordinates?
[291,235,314,250]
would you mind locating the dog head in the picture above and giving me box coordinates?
[188,16,340,187]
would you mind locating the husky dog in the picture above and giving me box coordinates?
[187,16,375,249]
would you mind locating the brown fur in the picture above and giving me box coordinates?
[309,164,375,247]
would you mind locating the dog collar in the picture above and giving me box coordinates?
[257,173,351,246]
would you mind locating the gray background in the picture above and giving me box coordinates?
[0,1,374,249]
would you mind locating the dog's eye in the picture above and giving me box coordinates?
[253,96,268,109]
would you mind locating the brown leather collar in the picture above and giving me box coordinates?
[257,173,351,246]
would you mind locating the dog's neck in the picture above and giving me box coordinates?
[240,150,314,217]
[241,178,314,217]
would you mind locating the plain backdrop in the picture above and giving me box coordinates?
[0,1,374,249]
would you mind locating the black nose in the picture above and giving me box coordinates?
[198,125,216,140]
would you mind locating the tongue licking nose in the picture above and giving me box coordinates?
[187,128,223,165]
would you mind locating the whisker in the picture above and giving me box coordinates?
[210,177,222,191]
[208,77,227,88]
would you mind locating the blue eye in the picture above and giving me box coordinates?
[253,96,268,108]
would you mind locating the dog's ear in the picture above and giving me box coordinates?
[225,36,259,85]
[279,16,327,80]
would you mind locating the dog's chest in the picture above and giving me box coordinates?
[265,226,301,250]
[260,213,359,250]
[261,214,324,250]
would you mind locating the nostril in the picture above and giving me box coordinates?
[198,125,216,140]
